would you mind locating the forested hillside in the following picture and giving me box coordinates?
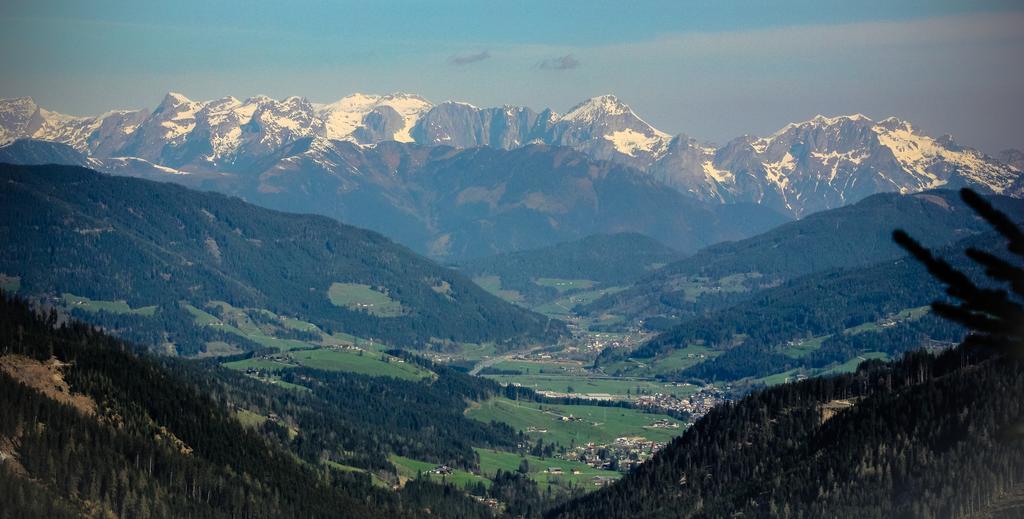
[0,163,563,353]
[551,347,1024,518]
[554,187,1024,518]
[0,293,495,518]
[586,190,1024,322]
[459,233,682,306]
[596,232,1001,383]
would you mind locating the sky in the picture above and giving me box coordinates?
[1,0,1023,153]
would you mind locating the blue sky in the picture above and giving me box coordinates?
[1,0,1023,152]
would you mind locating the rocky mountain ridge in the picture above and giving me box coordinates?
[1,93,1019,218]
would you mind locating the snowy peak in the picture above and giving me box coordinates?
[559,94,633,123]
[1,94,1020,217]
[686,113,1022,217]
[316,92,433,143]
[871,118,1017,194]
[549,94,670,165]
[0,97,40,144]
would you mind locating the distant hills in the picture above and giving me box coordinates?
[0,163,562,352]
[458,233,683,306]
[1,92,1019,223]
[585,190,1024,323]
[0,138,787,260]
[550,346,1024,518]
[460,232,681,286]
[0,293,505,518]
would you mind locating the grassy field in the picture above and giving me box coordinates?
[198,341,243,358]
[487,359,584,374]
[288,348,432,380]
[0,274,19,293]
[821,352,889,375]
[223,347,431,381]
[235,408,268,428]
[752,368,805,386]
[532,286,625,318]
[671,273,758,303]
[63,293,157,316]
[534,278,595,293]
[845,306,931,335]
[389,454,491,489]
[328,283,405,317]
[481,373,697,400]
[467,398,686,447]
[184,303,314,352]
[475,448,620,489]
[280,316,321,332]
[472,275,524,304]
[601,345,718,377]
[781,335,830,358]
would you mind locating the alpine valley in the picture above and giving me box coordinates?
[1,93,1021,259]
[1,91,1023,518]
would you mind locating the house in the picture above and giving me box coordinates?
[547,467,564,475]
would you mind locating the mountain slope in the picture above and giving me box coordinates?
[461,233,682,286]
[459,233,683,306]
[586,190,1024,322]
[3,94,1017,225]
[0,294,495,519]
[0,163,562,349]
[550,347,1024,518]
[93,139,786,259]
[652,114,1021,217]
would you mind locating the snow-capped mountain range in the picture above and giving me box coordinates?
[0,92,1020,217]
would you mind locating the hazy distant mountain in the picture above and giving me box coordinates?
[585,189,1024,322]
[0,163,561,348]
[460,232,682,286]
[689,115,1019,217]
[1,92,1019,232]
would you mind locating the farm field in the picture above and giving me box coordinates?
[289,348,432,380]
[671,272,759,302]
[845,306,930,335]
[821,351,889,375]
[389,454,490,489]
[472,275,524,304]
[184,302,315,352]
[223,347,431,381]
[62,293,157,316]
[481,373,697,400]
[534,278,596,293]
[466,397,686,447]
[532,285,625,318]
[474,448,620,489]
[328,282,405,317]
[486,359,585,374]
[782,335,829,358]
[600,345,719,377]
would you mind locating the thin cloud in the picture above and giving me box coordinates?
[449,51,491,66]
[538,54,580,70]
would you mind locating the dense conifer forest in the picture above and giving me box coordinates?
[0,163,563,352]
[552,189,1024,518]
[0,293,499,518]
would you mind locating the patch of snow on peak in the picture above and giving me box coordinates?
[604,129,664,157]
[872,122,1015,192]
[702,160,734,183]
[317,93,433,142]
